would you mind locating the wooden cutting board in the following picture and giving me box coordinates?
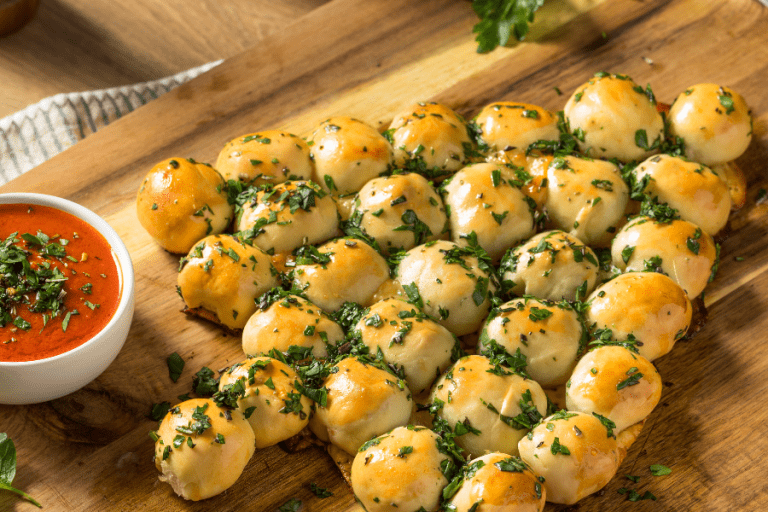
[2,0,768,510]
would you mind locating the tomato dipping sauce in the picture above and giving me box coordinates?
[0,204,121,362]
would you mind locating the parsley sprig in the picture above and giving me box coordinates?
[472,0,546,53]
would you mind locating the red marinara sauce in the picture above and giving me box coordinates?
[0,204,121,362]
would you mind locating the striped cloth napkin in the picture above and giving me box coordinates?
[0,60,222,186]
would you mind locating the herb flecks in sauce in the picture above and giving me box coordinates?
[0,204,120,362]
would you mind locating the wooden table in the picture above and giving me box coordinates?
[0,0,330,118]
[2,0,768,511]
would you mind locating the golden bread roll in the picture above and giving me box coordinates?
[355,298,456,395]
[242,293,343,358]
[153,398,255,501]
[586,272,692,361]
[565,346,662,434]
[218,357,310,448]
[430,355,547,458]
[667,83,752,165]
[137,158,232,254]
[397,240,497,336]
[564,72,664,162]
[445,452,546,512]
[177,235,278,329]
[307,116,394,195]
[309,357,413,455]
[351,426,450,512]
[517,411,619,505]
[442,162,536,261]
[236,180,339,254]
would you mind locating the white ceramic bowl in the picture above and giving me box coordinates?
[0,193,135,404]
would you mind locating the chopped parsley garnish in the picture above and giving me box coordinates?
[471,0,546,53]
[166,352,185,383]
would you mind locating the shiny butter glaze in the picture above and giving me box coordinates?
[154,398,255,501]
[518,411,619,505]
[351,426,449,512]
[611,216,717,299]
[502,230,598,301]
[236,180,339,254]
[309,357,412,455]
[241,294,342,358]
[397,240,497,336]
[446,452,545,512]
[356,298,455,395]
[177,235,277,329]
[215,130,313,186]
[443,163,536,261]
[389,102,472,179]
[566,346,662,433]
[136,158,232,254]
[308,116,394,194]
[293,238,389,312]
[586,272,692,361]
[545,155,629,247]
[636,154,730,235]
[431,355,547,458]
[218,357,310,449]
[474,101,560,154]
[480,297,583,387]
[352,172,447,255]
[668,83,752,165]
[565,73,664,162]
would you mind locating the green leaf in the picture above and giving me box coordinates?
[0,434,43,508]
[650,464,672,476]
[167,352,185,383]
[472,0,546,53]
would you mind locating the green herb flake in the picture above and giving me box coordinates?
[167,352,185,383]
[650,464,672,476]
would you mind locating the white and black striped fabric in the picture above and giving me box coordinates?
[0,60,222,186]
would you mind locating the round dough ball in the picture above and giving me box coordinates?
[611,216,718,298]
[178,235,278,329]
[389,102,473,180]
[479,297,584,387]
[474,101,560,154]
[668,83,752,165]
[153,398,255,501]
[485,149,551,210]
[586,272,692,361]
[431,355,547,458]
[293,238,390,312]
[351,426,450,512]
[397,241,497,336]
[545,156,629,247]
[500,231,598,301]
[309,357,413,455]
[242,293,343,358]
[566,346,662,434]
[350,173,447,255]
[564,72,664,162]
[443,163,536,261]
[355,298,457,395]
[136,158,232,254]
[635,154,731,236]
[215,130,314,186]
[307,116,394,195]
[518,411,619,504]
[218,357,310,449]
[236,180,339,254]
[446,453,546,512]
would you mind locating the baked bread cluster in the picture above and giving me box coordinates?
[141,72,752,508]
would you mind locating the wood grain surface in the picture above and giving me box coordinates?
[0,0,330,117]
[2,0,768,510]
